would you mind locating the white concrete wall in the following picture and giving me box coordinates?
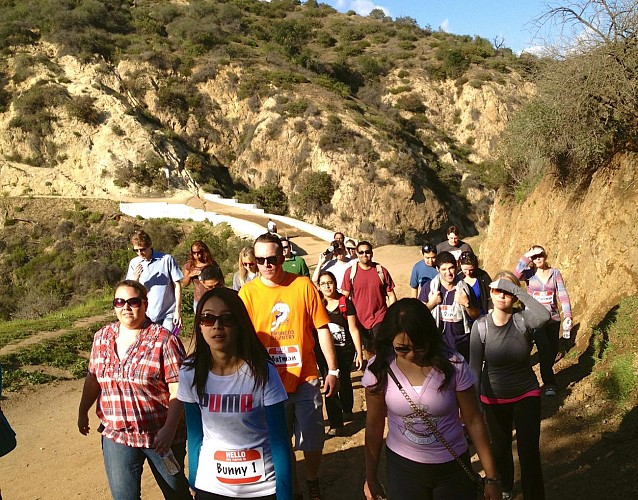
[119,198,335,242]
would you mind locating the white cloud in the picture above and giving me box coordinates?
[520,45,548,56]
[439,18,450,32]
[335,0,390,16]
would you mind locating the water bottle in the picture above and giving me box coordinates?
[160,450,180,475]
[562,317,572,339]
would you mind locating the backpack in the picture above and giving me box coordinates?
[475,313,529,344]
[337,295,348,320]
[349,263,385,286]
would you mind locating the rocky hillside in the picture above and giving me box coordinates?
[479,152,638,337]
[0,0,536,241]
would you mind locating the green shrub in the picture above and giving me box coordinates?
[292,171,334,215]
[238,182,288,215]
[67,95,103,125]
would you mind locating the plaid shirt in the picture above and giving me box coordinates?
[88,319,185,448]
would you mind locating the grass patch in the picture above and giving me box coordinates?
[592,295,638,406]
[0,293,113,349]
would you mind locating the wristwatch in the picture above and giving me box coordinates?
[327,369,340,377]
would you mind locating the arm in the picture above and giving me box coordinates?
[386,289,397,306]
[468,321,485,389]
[495,278,551,330]
[180,263,192,287]
[172,280,182,327]
[457,287,480,320]
[347,314,364,370]
[77,372,101,435]
[153,382,184,454]
[409,264,420,298]
[554,269,573,320]
[265,402,293,500]
[457,387,502,500]
[317,325,339,397]
[311,254,328,284]
[513,253,534,280]
[410,287,418,298]
[363,388,387,500]
[183,402,203,488]
[300,258,310,278]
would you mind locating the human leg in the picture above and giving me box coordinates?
[431,452,478,500]
[143,442,192,499]
[513,397,545,500]
[337,346,355,414]
[483,403,515,493]
[533,324,557,387]
[385,447,433,500]
[314,345,343,430]
[101,436,144,500]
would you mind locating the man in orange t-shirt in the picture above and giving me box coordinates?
[239,233,338,500]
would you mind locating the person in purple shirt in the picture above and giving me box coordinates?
[363,299,501,500]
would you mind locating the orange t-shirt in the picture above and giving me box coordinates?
[239,273,330,393]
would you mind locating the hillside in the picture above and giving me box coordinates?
[0,0,537,241]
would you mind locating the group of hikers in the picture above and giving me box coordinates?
[74,223,573,500]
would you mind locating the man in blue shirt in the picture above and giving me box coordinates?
[126,230,184,332]
[409,242,438,298]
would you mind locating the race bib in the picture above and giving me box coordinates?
[213,448,265,485]
[267,345,302,368]
[532,291,554,306]
[440,305,455,322]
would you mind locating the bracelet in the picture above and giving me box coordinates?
[483,477,501,486]
[328,369,340,377]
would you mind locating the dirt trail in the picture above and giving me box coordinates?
[0,204,634,498]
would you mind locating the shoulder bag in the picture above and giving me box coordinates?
[387,367,484,494]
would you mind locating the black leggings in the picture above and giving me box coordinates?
[316,344,355,428]
[483,396,545,499]
[534,320,560,386]
[385,447,477,500]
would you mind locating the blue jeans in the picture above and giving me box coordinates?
[101,437,192,500]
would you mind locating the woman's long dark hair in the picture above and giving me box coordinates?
[368,298,455,393]
[187,240,217,267]
[185,288,271,401]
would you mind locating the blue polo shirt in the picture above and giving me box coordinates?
[126,250,183,324]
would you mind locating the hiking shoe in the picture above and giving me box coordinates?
[327,427,345,437]
[545,386,556,396]
[502,492,512,500]
[307,479,322,500]
[342,412,355,422]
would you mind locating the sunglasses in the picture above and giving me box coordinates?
[346,247,356,251]
[357,250,372,255]
[460,251,474,259]
[393,345,427,354]
[531,254,545,260]
[319,281,335,287]
[422,245,436,253]
[255,256,278,266]
[113,297,145,308]
[132,247,148,253]
[200,313,235,327]
[490,288,515,298]
[281,245,290,250]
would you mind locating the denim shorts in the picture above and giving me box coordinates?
[283,379,325,451]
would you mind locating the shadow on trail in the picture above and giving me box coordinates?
[538,305,638,499]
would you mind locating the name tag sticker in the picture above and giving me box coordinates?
[267,345,302,367]
[213,448,265,485]
[440,305,455,322]
[532,291,554,306]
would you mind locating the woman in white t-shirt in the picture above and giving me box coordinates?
[362,299,501,500]
[177,288,292,500]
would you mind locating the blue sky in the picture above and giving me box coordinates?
[322,1,551,54]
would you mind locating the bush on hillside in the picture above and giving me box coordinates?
[237,182,288,215]
[292,170,334,216]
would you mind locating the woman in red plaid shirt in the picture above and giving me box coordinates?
[78,280,192,499]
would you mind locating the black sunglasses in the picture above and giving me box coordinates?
[531,254,545,260]
[132,247,148,253]
[200,313,235,327]
[422,244,436,253]
[113,297,145,308]
[346,247,357,251]
[490,288,515,298]
[357,250,372,255]
[255,256,278,266]
[393,345,427,354]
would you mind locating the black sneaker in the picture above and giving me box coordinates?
[307,479,322,500]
